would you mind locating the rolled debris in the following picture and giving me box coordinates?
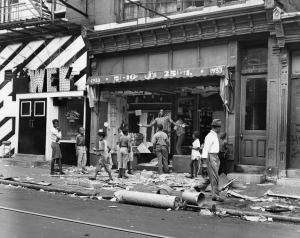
[182,190,205,206]
[114,190,180,209]
[265,190,300,200]
[156,185,173,195]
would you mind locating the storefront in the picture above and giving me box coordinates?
[0,36,88,165]
[86,44,232,169]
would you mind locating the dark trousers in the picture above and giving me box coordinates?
[218,152,227,175]
[155,145,169,174]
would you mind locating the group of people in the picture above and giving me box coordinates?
[50,108,228,202]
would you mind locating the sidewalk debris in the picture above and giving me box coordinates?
[182,190,205,206]
[265,190,300,200]
[227,190,258,201]
[199,209,213,216]
[243,215,267,222]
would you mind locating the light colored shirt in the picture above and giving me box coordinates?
[98,139,109,157]
[152,131,168,146]
[202,130,219,158]
[51,127,61,143]
[191,139,201,157]
[174,119,185,136]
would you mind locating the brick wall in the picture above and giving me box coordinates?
[65,0,95,27]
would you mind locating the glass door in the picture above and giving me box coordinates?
[240,75,267,165]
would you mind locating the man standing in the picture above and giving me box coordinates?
[50,119,65,175]
[75,127,87,174]
[152,124,169,174]
[138,109,185,133]
[174,113,186,155]
[194,119,223,202]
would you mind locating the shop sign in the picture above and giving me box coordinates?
[29,67,73,93]
[87,66,225,85]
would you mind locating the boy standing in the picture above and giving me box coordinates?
[75,127,87,174]
[50,119,65,175]
[186,131,201,179]
[118,128,131,179]
[93,130,113,181]
[152,124,169,174]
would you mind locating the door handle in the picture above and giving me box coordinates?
[240,134,243,139]
[31,120,34,128]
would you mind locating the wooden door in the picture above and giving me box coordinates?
[240,75,267,165]
[18,99,47,155]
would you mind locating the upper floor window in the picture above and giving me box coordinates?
[243,47,268,66]
[121,0,204,21]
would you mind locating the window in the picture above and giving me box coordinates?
[59,99,84,141]
[120,0,204,21]
[21,101,31,117]
[243,47,268,66]
[245,78,267,130]
[124,0,140,20]
[34,101,45,117]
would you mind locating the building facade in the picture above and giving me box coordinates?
[0,1,89,165]
[79,0,300,177]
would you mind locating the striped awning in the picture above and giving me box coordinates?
[86,66,227,85]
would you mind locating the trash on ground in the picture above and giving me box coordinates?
[156,185,173,195]
[227,190,258,201]
[108,206,117,208]
[182,190,205,206]
[199,209,213,216]
[265,190,300,200]
[167,208,172,211]
[243,215,267,222]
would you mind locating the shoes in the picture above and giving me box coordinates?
[60,172,66,175]
[127,171,133,175]
[82,170,89,174]
[212,197,224,202]
[186,175,194,179]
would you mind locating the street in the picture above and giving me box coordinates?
[0,185,299,238]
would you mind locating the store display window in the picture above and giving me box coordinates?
[58,99,84,141]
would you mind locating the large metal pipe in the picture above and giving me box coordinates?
[114,191,180,209]
[182,190,205,206]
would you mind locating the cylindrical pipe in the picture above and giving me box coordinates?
[182,190,205,207]
[114,191,180,209]
[156,185,173,195]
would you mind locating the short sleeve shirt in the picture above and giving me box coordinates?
[155,116,173,132]
[191,139,201,157]
[120,135,131,148]
[76,134,85,146]
[152,131,168,146]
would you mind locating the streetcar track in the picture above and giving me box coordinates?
[0,206,175,238]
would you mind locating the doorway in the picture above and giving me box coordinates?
[174,95,198,155]
[240,75,267,165]
[18,98,47,155]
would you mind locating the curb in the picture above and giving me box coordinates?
[0,179,95,197]
[1,179,300,224]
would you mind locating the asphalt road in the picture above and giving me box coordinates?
[0,185,300,238]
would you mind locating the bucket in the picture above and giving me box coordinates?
[182,190,205,206]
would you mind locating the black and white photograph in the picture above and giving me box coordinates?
[1,0,300,237]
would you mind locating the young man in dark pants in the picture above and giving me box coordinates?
[152,124,169,174]
[50,119,65,175]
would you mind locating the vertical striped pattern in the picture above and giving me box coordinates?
[0,36,86,157]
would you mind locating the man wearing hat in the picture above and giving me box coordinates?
[194,119,224,202]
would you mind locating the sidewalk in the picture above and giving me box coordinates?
[1,163,300,224]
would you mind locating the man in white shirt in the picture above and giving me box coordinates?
[50,119,64,175]
[194,119,223,202]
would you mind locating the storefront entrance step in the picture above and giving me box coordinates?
[286,169,300,178]
[172,155,191,173]
[234,165,265,174]
[227,173,266,184]
[14,154,45,161]
[0,158,50,167]
[277,178,300,187]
